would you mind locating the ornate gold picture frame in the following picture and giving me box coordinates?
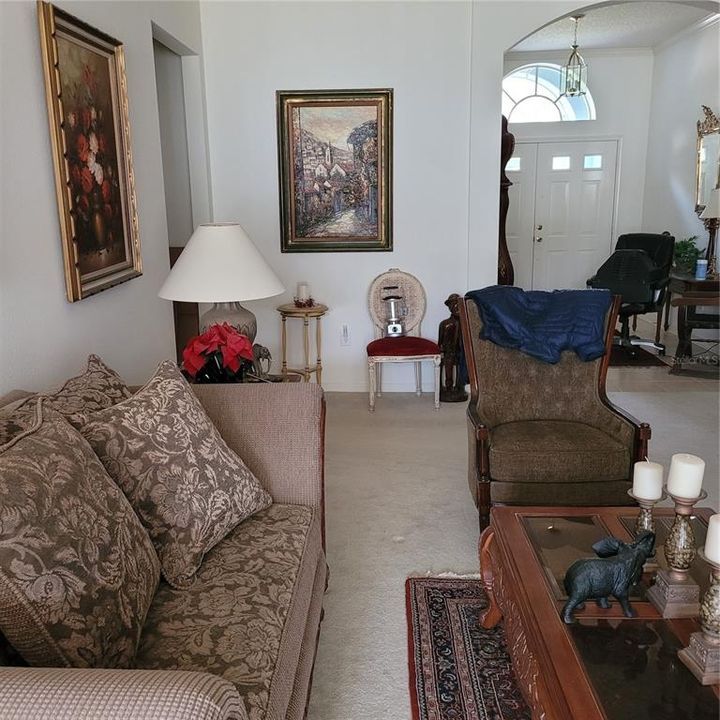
[38,1,141,301]
[277,88,393,252]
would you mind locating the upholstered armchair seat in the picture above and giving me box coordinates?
[489,478,637,507]
[489,420,630,484]
[366,336,440,357]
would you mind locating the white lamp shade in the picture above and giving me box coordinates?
[159,223,285,303]
[700,188,720,220]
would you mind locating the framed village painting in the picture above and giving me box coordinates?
[276,89,393,252]
[38,2,141,302]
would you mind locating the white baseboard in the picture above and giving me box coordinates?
[322,381,437,393]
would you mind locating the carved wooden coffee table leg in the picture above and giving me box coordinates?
[479,525,503,628]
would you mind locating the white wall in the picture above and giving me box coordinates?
[504,49,655,236]
[0,1,205,393]
[200,0,579,392]
[200,0,473,392]
[0,0,588,394]
[642,18,720,246]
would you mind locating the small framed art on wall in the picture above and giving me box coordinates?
[276,88,393,253]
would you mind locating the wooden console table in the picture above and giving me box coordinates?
[480,506,718,720]
[663,272,719,372]
[277,303,328,385]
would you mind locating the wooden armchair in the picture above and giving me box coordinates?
[459,294,650,529]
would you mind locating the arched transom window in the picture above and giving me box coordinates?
[502,63,596,123]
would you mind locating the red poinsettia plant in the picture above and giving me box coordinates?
[182,323,255,383]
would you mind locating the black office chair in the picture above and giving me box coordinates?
[587,233,675,355]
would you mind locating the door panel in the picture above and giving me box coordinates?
[533,141,617,290]
[505,144,537,290]
[579,182,601,236]
[548,181,570,233]
[508,140,617,292]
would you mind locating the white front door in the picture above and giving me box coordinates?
[508,140,618,291]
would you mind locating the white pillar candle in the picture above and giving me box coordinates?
[632,461,664,500]
[297,282,309,301]
[666,453,705,499]
[705,515,720,565]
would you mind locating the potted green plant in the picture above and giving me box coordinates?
[673,236,703,274]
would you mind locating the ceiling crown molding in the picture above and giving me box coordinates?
[654,12,719,52]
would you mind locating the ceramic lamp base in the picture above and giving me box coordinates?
[647,569,700,618]
[200,302,257,342]
[678,632,720,685]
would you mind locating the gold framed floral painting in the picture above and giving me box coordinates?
[38,1,141,302]
[277,88,393,252]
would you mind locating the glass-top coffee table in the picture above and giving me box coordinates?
[479,506,719,720]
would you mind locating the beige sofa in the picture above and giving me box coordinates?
[0,383,327,720]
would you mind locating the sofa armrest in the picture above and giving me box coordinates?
[192,383,325,511]
[0,668,246,720]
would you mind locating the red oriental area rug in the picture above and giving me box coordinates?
[406,577,530,720]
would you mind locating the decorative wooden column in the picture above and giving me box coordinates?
[498,115,515,286]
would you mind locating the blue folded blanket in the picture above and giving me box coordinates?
[466,286,612,364]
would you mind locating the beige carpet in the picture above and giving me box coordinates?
[307,374,719,719]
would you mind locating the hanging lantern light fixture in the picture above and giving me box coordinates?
[561,15,587,97]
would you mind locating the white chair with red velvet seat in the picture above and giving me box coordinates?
[366,269,441,411]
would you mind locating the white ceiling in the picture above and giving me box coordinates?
[512,2,717,52]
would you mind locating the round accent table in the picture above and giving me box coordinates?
[277,303,328,385]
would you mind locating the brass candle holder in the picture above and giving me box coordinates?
[678,548,720,685]
[627,489,667,535]
[647,488,706,618]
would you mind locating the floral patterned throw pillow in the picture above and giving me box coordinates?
[0,402,160,668]
[41,354,132,428]
[80,361,272,589]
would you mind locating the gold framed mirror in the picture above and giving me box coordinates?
[696,105,720,214]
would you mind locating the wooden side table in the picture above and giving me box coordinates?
[277,303,328,385]
[663,271,720,331]
[663,272,720,372]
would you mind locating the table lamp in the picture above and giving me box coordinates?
[700,187,719,277]
[158,223,285,342]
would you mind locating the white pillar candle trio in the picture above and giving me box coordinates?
[630,454,719,679]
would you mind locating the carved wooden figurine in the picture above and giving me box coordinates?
[438,293,468,403]
[252,343,272,379]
